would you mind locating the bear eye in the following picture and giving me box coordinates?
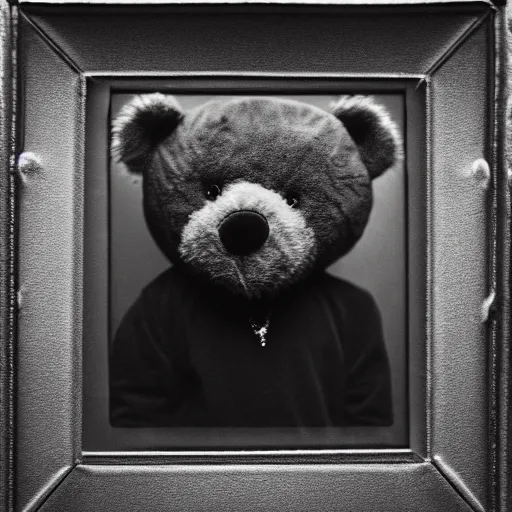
[286,195,299,208]
[206,184,221,201]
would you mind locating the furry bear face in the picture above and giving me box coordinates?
[112,94,401,299]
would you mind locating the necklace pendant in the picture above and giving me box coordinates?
[250,318,270,347]
[257,327,267,347]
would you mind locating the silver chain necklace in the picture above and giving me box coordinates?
[249,314,271,347]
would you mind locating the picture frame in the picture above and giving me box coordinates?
[0,0,510,511]
[84,82,413,452]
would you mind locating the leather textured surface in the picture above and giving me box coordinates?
[0,2,14,512]
[430,20,490,508]
[40,463,473,512]
[500,6,512,511]
[27,7,481,75]
[16,18,83,512]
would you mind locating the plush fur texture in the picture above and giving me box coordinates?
[112,93,183,173]
[179,181,316,298]
[332,95,402,179]
[113,95,401,297]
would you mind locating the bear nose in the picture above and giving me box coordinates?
[218,210,269,256]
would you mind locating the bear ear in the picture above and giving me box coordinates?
[111,93,184,173]
[332,95,402,179]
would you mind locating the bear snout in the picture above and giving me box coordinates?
[218,210,269,256]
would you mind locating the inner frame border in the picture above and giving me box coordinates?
[81,75,426,458]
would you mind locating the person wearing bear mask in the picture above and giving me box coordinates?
[110,94,400,428]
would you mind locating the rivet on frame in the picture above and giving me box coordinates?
[16,152,43,183]
[470,159,491,189]
[481,289,496,324]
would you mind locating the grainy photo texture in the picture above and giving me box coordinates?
[109,94,402,428]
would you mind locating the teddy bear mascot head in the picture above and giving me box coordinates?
[112,94,401,301]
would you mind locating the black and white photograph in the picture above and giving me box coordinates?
[1,2,511,511]
[108,92,404,430]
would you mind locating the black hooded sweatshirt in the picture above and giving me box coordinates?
[110,267,393,427]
